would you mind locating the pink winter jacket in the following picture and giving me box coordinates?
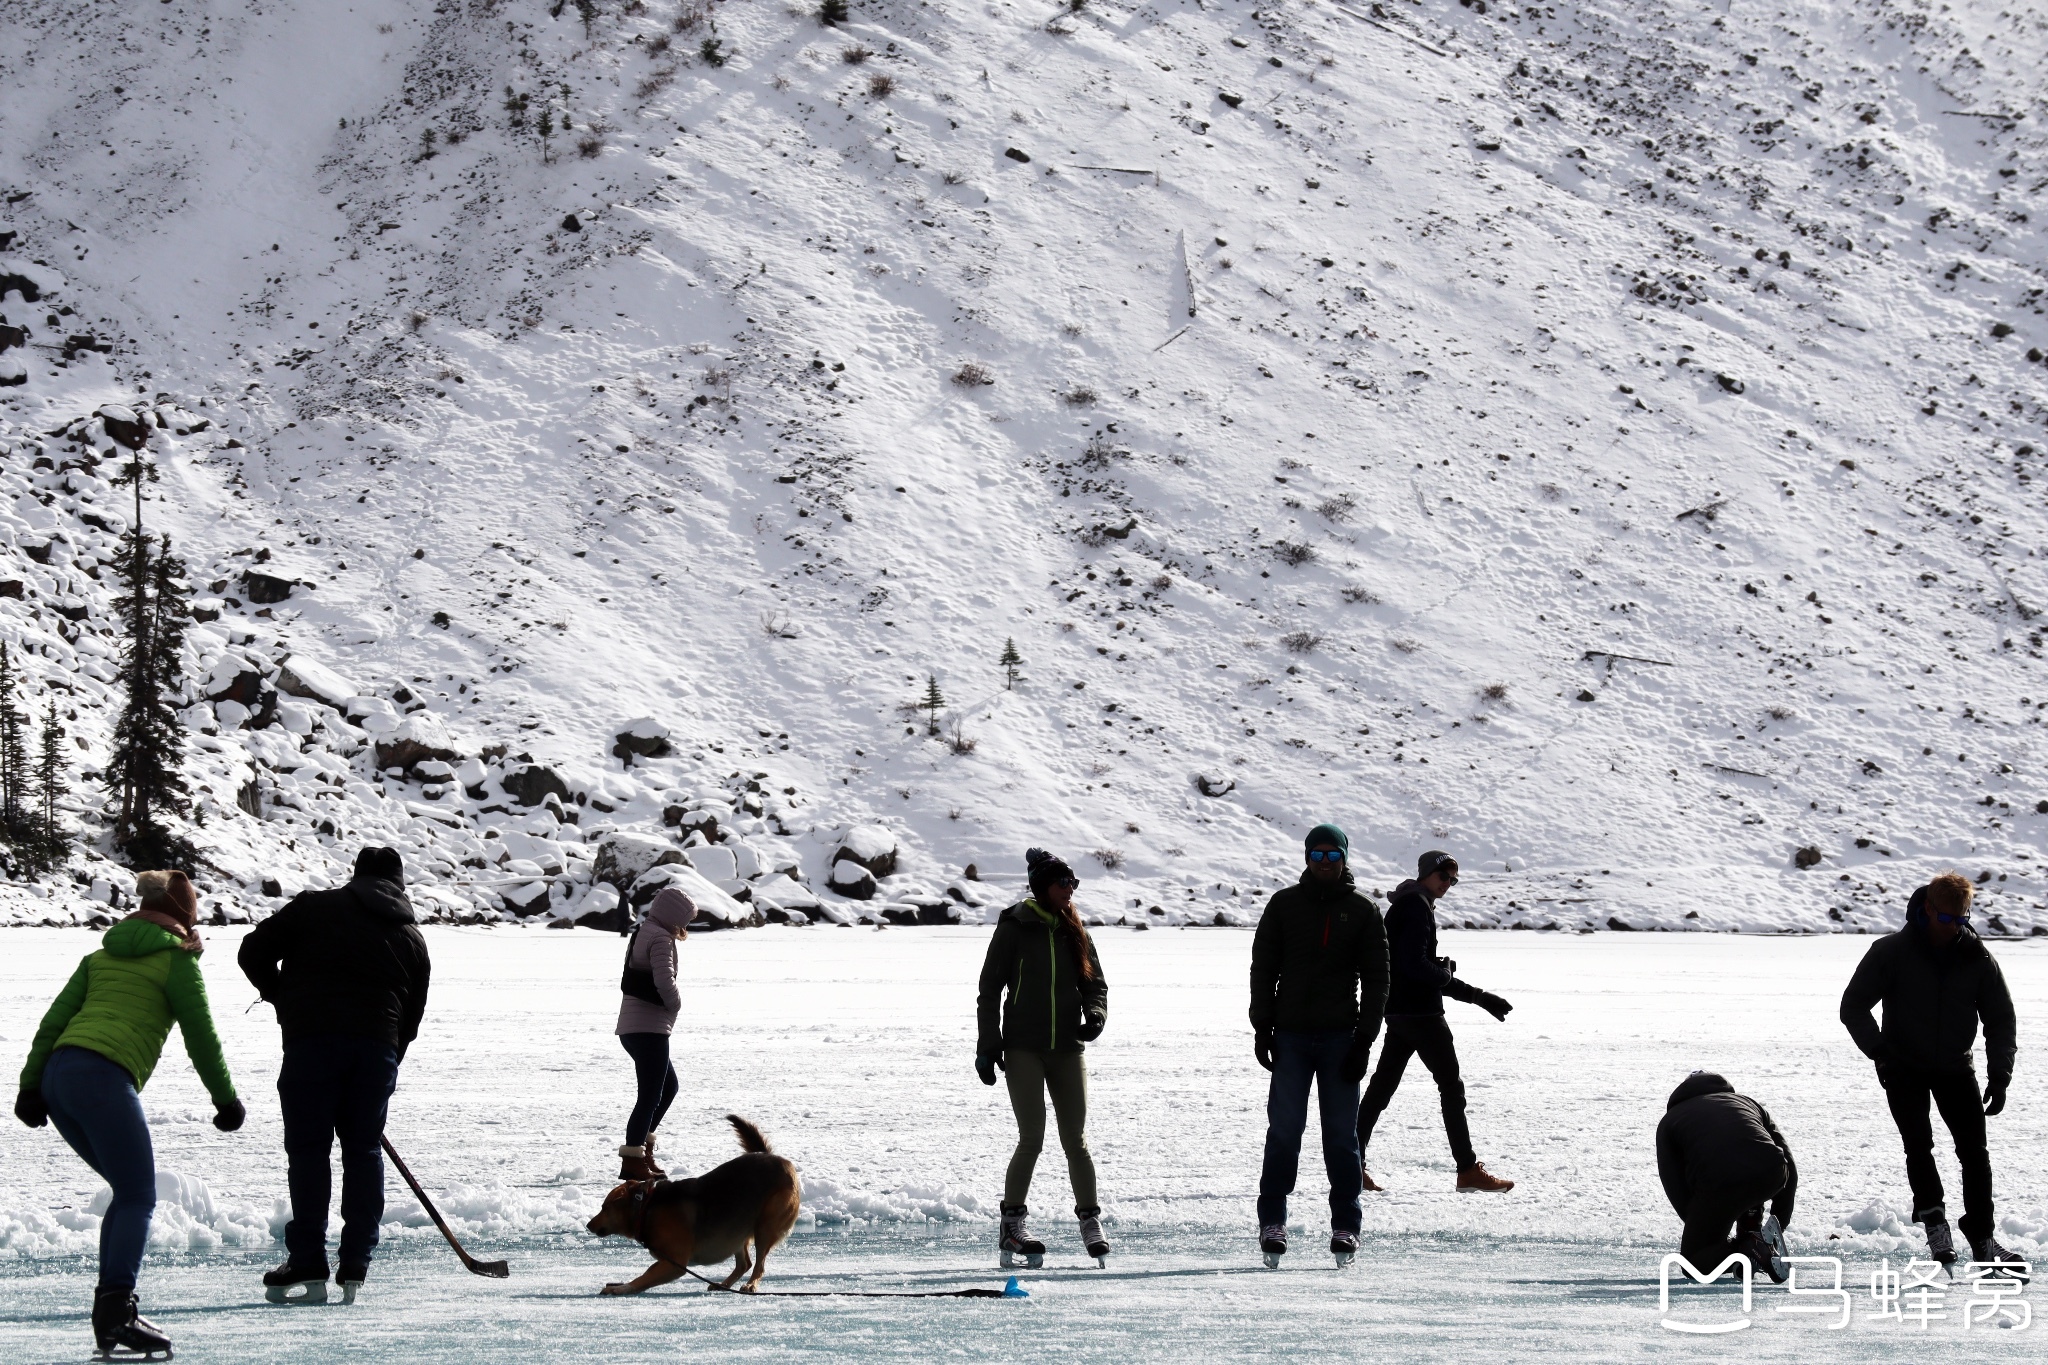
[614,888,693,1036]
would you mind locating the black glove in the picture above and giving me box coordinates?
[214,1098,247,1132]
[975,1054,1001,1087]
[1475,991,1512,1022]
[1437,955,1458,977]
[1984,1077,2008,1117]
[1339,1031,1374,1085]
[1075,1015,1105,1044]
[1254,1027,1275,1072]
[15,1088,48,1129]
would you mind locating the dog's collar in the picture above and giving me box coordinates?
[625,1178,665,1243]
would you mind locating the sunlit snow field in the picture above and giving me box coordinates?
[3,924,2043,1360]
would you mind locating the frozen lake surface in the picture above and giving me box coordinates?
[3,924,2042,1360]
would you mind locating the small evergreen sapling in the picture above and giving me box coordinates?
[819,0,849,23]
[1000,637,1023,689]
[920,674,946,735]
[33,698,67,873]
[700,34,729,67]
[0,642,28,839]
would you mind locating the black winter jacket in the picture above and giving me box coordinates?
[1249,869,1388,1036]
[1655,1072,1797,1227]
[239,874,432,1056]
[977,901,1107,1056]
[1839,891,2016,1085]
[1383,879,1487,1016]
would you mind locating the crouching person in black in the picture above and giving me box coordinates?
[1656,1071,1795,1282]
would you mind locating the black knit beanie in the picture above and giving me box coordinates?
[1025,847,1076,898]
[355,846,404,883]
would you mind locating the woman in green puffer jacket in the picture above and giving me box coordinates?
[14,870,245,1359]
[974,848,1110,1269]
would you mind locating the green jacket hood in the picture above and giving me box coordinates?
[102,917,186,958]
[1005,899,1058,926]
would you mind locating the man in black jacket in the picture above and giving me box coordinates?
[1655,1071,1796,1281]
[239,847,431,1301]
[1248,823,1387,1266]
[1355,851,1515,1193]
[1841,872,2021,1272]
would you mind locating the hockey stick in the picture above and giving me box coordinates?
[380,1136,510,1278]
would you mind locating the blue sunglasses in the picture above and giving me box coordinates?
[1306,849,1345,863]
[1933,911,1970,926]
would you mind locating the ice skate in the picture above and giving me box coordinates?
[1922,1216,1957,1271]
[1260,1224,1287,1269]
[1969,1236,2030,1284]
[93,1288,172,1360]
[1755,1215,1789,1284]
[1455,1161,1514,1193]
[1077,1207,1110,1267]
[1330,1229,1360,1268]
[998,1206,1044,1270]
[262,1259,329,1305]
[336,1264,367,1306]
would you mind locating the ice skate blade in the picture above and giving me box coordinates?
[264,1280,329,1305]
[1092,1255,1107,1269]
[998,1252,1043,1270]
[338,1281,360,1305]
[1262,1252,1282,1269]
[95,1349,171,1362]
[1334,1251,1355,1268]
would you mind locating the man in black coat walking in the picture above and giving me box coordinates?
[1355,851,1515,1192]
[1655,1071,1796,1281]
[1840,872,2021,1272]
[1248,823,1387,1266]
[239,847,431,1301]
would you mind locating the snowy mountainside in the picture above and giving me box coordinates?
[0,0,2044,932]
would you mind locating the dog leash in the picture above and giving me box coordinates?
[678,1264,1015,1298]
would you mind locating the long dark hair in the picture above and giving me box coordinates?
[1025,847,1095,980]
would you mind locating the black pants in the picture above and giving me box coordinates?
[1356,1014,1475,1169]
[1886,1066,1994,1243]
[1678,1166,1785,1276]
[278,1035,400,1271]
[620,1033,679,1147]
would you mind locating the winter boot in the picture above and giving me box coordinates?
[93,1287,172,1358]
[618,1145,661,1181]
[337,1263,368,1306]
[642,1131,668,1180]
[999,1206,1044,1270]
[1360,1163,1386,1193]
[1260,1224,1288,1269]
[1969,1237,2030,1283]
[263,1259,330,1304]
[1077,1207,1110,1267]
[1456,1161,1515,1193]
[1921,1216,1957,1268]
[1330,1229,1360,1268]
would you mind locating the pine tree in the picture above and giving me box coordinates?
[920,674,946,735]
[104,454,195,868]
[1000,637,1023,690]
[819,0,850,24]
[33,697,67,873]
[0,642,28,838]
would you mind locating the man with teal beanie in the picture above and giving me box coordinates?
[1248,823,1388,1266]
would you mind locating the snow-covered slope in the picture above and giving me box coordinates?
[0,0,2043,931]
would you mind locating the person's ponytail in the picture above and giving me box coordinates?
[1025,847,1095,980]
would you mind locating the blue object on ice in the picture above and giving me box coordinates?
[1002,1276,1029,1299]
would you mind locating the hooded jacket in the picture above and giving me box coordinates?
[239,873,432,1055]
[977,900,1108,1056]
[20,917,237,1104]
[1248,868,1389,1036]
[1839,887,2016,1084]
[1655,1072,1796,1226]
[616,888,693,1036]
[1383,878,1488,1016]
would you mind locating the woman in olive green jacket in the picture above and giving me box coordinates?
[975,849,1110,1267]
[14,871,243,1358]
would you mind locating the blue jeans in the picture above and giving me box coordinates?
[278,1035,400,1270]
[619,1033,679,1147]
[1257,1029,1363,1234]
[41,1047,156,1291]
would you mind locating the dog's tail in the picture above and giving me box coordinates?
[726,1114,771,1154]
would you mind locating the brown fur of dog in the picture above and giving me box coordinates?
[586,1114,800,1295]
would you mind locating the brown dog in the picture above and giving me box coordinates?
[586,1114,800,1295]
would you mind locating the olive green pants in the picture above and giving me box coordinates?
[1003,1049,1097,1213]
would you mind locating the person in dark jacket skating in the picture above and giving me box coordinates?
[1355,851,1515,1193]
[1248,823,1388,1267]
[1840,872,2022,1273]
[976,848,1110,1267]
[239,846,432,1303]
[1655,1071,1796,1282]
